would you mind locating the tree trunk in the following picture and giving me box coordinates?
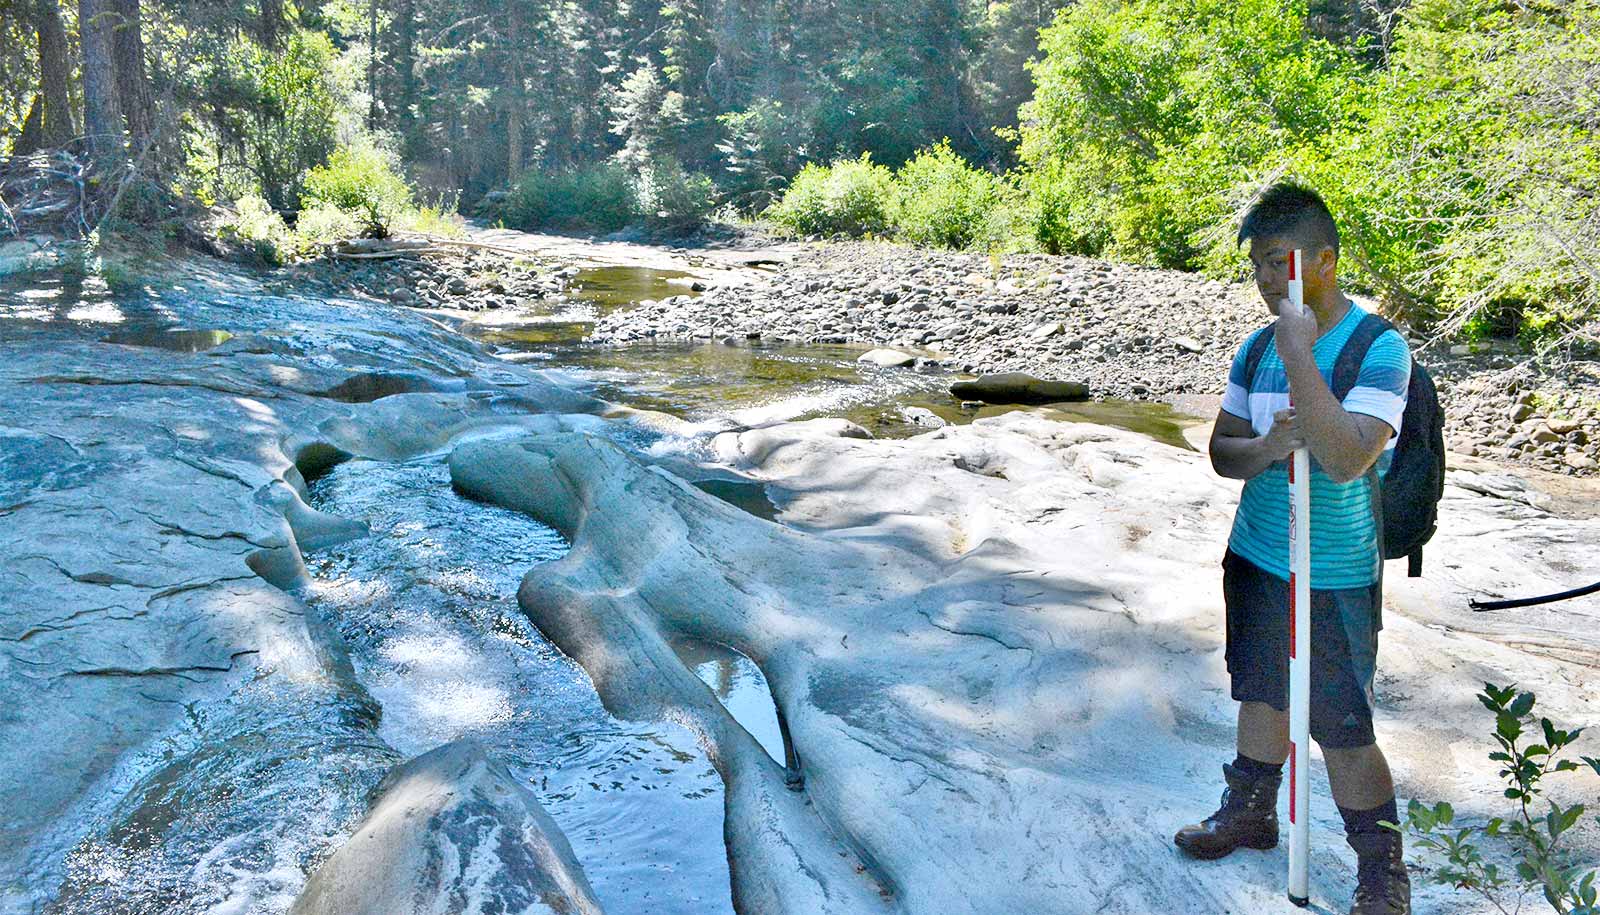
[259,0,283,46]
[366,0,379,129]
[34,0,77,148]
[507,87,524,181]
[395,0,416,146]
[505,3,526,181]
[110,0,153,150]
[79,0,125,162]
[15,96,45,155]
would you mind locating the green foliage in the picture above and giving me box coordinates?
[504,164,638,234]
[293,203,362,247]
[765,154,895,238]
[610,64,688,172]
[1316,0,1600,334]
[892,141,1006,249]
[0,0,36,157]
[717,99,808,212]
[1013,0,1598,340]
[210,30,340,214]
[635,158,717,232]
[301,141,414,237]
[217,195,296,265]
[1020,0,1358,270]
[1395,683,1600,914]
[392,196,466,238]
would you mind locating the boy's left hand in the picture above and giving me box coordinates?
[1274,297,1318,364]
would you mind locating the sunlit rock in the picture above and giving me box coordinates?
[291,740,603,915]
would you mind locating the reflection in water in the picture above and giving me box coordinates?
[102,328,234,352]
[569,266,697,312]
[692,477,780,521]
[671,639,787,766]
[306,457,734,915]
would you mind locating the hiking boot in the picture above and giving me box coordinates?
[1348,829,1411,915]
[1174,762,1281,859]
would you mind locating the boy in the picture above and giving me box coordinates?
[1174,184,1412,915]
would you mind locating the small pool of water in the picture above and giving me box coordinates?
[102,328,234,352]
[692,477,781,521]
[671,639,787,766]
[569,266,698,312]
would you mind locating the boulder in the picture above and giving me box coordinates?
[291,740,603,915]
[856,348,917,368]
[949,372,1089,405]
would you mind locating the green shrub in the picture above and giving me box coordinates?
[293,203,362,247]
[505,164,638,233]
[301,141,414,237]
[1015,0,1599,341]
[1310,0,1600,335]
[211,30,339,214]
[218,194,295,265]
[765,153,895,237]
[635,159,717,231]
[717,98,807,211]
[891,141,1005,249]
[392,196,466,237]
[1395,683,1600,914]
[1019,0,1358,269]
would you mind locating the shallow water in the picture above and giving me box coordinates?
[671,638,787,765]
[569,266,698,311]
[101,328,234,352]
[304,457,734,915]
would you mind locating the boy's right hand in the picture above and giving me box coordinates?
[1261,407,1305,461]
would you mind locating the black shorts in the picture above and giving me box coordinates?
[1223,550,1381,749]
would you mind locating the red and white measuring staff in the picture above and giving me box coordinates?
[1286,249,1313,907]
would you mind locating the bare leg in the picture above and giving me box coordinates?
[1238,701,1290,765]
[1323,743,1396,811]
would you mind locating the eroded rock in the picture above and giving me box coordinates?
[291,740,603,915]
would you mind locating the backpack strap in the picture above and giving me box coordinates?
[1331,310,1395,401]
[1240,321,1277,394]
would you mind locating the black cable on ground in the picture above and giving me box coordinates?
[1470,580,1600,611]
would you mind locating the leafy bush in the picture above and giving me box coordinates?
[293,203,362,247]
[210,30,339,214]
[392,195,466,237]
[217,194,295,265]
[504,164,638,233]
[635,159,717,231]
[1015,0,1599,342]
[891,141,1006,249]
[1019,0,1358,269]
[1394,683,1600,914]
[765,153,895,238]
[301,141,414,237]
[717,98,808,211]
[1308,0,1600,336]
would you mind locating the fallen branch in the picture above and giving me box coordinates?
[327,247,445,260]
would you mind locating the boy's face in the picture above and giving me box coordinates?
[1248,235,1333,314]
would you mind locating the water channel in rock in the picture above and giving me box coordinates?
[303,455,736,915]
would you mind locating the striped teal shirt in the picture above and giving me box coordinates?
[1220,303,1411,588]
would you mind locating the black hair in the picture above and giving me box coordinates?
[1237,182,1339,258]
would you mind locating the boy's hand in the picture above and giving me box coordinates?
[1261,407,1304,461]
[1274,297,1318,364]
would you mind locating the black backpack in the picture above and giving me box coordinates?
[1241,312,1445,577]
